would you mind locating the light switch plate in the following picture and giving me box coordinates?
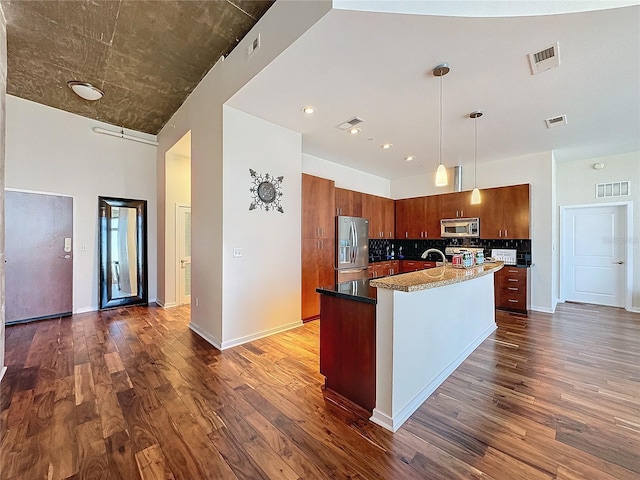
[233,248,242,258]
[64,237,72,252]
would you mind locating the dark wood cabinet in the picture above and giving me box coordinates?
[440,191,481,219]
[335,187,362,217]
[400,260,436,273]
[395,196,440,239]
[368,260,400,278]
[494,266,529,314]
[480,184,530,239]
[363,194,394,239]
[302,174,335,239]
[319,294,376,412]
[302,174,335,320]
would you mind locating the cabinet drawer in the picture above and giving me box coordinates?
[502,267,526,279]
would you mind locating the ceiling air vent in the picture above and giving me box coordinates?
[528,42,560,75]
[545,114,567,129]
[336,116,365,130]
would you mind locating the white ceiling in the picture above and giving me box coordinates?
[227,3,640,180]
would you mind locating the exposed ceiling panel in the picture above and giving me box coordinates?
[1,0,274,134]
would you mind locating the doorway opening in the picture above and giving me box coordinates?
[164,131,192,308]
[559,202,633,310]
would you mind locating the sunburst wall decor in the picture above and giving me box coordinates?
[249,169,284,213]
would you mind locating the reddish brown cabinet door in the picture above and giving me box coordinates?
[395,197,426,239]
[480,187,503,239]
[382,197,395,239]
[424,195,441,239]
[480,184,530,239]
[5,191,73,323]
[335,187,362,217]
[302,174,335,239]
[440,191,480,219]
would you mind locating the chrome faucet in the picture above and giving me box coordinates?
[421,248,447,265]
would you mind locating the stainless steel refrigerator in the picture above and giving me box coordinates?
[335,216,369,283]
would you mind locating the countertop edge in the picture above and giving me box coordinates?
[369,262,505,292]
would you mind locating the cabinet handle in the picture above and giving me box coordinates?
[508,287,518,291]
[507,269,518,273]
[508,299,519,303]
[507,279,518,282]
[499,230,502,238]
[505,229,508,237]
[425,231,428,238]
[460,210,464,217]
[405,232,408,238]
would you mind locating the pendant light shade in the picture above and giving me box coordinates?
[470,110,483,205]
[433,63,450,187]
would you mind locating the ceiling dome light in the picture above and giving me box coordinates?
[67,81,104,101]
[593,162,605,170]
[349,128,361,135]
[302,106,316,114]
[381,143,393,149]
[405,155,415,162]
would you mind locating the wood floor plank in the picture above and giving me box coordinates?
[1,303,638,480]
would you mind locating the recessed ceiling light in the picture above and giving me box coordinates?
[405,155,415,162]
[349,128,361,135]
[302,106,316,114]
[67,81,104,101]
[381,143,393,149]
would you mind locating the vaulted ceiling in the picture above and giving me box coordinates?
[1,0,274,134]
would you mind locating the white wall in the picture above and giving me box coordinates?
[303,153,390,197]
[391,151,556,312]
[556,151,640,310]
[157,1,332,347]
[160,152,191,307]
[221,107,302,347]
[5,96,158,312]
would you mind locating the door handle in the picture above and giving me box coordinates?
[613,261,624,264]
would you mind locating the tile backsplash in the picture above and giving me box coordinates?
[369,237,532,266]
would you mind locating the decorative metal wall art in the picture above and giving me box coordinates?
[249,169,284,213]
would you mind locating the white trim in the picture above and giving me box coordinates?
[74,306,97,314]
[629,307,640,314]
[373,323,496,432]
[531,305,556,314]
[559,202,633,310]
[220,320,304,350]
[189,322,222,350]
[0,366,7,383]
[5,187,74,197]
[156,299,178,308]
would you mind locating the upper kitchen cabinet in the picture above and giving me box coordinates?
[395,195,440,239]
[440,191,482,220]
[302,174,335,239]
[481,184,530,239]
[335,188,363,217]
[363,194,395,239]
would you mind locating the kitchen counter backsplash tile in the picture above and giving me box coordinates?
[369,238,531,266]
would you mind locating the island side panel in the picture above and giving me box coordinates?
[373,272,497,431]
[319,294,376,412]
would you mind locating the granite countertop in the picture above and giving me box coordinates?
[316,278,377,305]
[370,261,504,293]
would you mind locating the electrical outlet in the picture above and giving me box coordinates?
[233,248,242,257]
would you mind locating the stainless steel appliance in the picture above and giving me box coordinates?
[441,217,480,238]
[336,216,369,283]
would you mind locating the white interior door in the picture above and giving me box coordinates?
[177,205,192,306]
[561,205,626,307]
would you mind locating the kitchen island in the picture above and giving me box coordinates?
[317,261,503,432]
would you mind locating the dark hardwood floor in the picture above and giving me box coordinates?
[1,302,638,479]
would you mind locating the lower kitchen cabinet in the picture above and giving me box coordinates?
[302,238,334,320]
[494,266,529,314]
[369,260,400,278]
[400,260,436,273]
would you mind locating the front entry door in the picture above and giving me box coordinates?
[561,204,626,307]
[5,191,73,323]
[177,205,191,306]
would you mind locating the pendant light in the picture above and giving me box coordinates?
[433,63,450,187]
[469,110,483,204]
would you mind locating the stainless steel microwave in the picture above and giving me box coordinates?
[441,218,480,238]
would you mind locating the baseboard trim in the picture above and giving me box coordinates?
[220,320,304,350]
[157,300,178,308]
[74,306,97,314]
[531,305,556,314]
[189,323,222,350]
[374,323,497,432]
[0,366,7,383]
